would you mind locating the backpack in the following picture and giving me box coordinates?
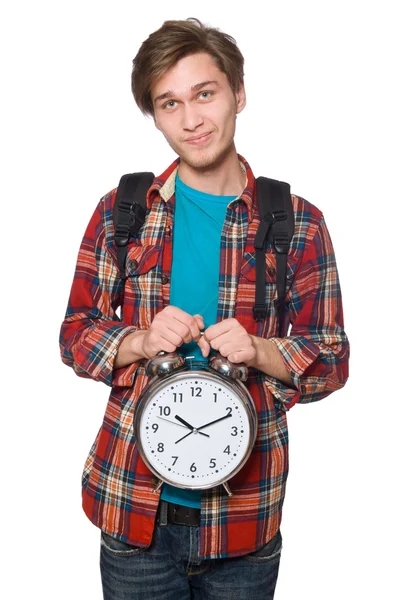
[113,173,294,336]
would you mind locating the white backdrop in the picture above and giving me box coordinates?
[1,0,396,598]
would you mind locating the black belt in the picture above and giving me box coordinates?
[162,501,201,526]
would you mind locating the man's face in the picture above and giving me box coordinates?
[151,52,246,171]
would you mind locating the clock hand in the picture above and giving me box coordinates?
[197,413,233,431]
[157,416,189,429]
[174,415,194,430]
[175,430,193,444]
[175,415,210,438]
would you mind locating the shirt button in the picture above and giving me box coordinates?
[268,266,276,277]
[161,275,169,285]
[130,260,138,270]
[165,226,172,236]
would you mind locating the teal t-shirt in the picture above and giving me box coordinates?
[160,173,236,508]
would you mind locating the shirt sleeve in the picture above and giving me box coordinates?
[59,196,140,387]
[264,215,349,409]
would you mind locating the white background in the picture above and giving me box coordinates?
[1,0,396,598]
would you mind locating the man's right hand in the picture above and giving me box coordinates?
[114,306,204,369]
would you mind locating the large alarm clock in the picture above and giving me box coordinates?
[133,353,258,495]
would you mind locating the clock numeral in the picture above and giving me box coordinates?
[157,443,165,452]
[159,406,171,416]
[231,426,238,436]
[152,424,159,433]
[213,393,217,403]
[226,407,232,416]
[209,458,216,469]
[224,445,231,455]
[190,387,202,397]
[190,462,197,472]
[172,393,183,403]
[171,456,178,466]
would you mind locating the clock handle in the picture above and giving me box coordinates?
[146,351,186,377]
[208,353,248,382]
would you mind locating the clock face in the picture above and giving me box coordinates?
[135,370,256,489]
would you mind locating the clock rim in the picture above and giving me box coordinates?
[133,369,258,490]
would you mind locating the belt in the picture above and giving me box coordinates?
[162,500,201,526]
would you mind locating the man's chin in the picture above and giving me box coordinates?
[179,146,232,173]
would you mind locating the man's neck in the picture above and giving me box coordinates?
[177,147,246,197]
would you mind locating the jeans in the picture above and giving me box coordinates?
[100,502,282,600]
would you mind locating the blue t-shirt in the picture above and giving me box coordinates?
[160,173,236,508]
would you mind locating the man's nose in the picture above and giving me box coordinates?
[181,103,204,130]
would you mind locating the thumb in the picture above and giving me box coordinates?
[197,335,211,358]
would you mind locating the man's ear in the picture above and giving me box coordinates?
[236,80,247,115]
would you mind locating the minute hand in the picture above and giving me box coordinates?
[197,413,233,431]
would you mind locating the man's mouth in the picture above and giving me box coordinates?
[184,132,213,145]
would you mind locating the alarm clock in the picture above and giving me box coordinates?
[133,353,258,495]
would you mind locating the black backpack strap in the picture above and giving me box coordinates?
[113,172,154,278]
[253,177,294,335]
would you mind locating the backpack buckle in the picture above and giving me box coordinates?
[271,210,287,223]
[253,304,267,321]
[118,200,135,214]
[115,201,146,245]
[273,232,289,254]
[114,223,130,247]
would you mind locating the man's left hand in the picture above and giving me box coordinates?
[198,318,256,365]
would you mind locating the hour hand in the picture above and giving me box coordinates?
[175,415,195,430]
[174,415,210,439]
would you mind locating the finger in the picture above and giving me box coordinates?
[212,338,255,363]
[173,319,199,344]
[158,307,203,343]
[174,314,202,342]
[206,331,245,352]
[162,307,203,342]
[193,313,205,332]
[187,317,203,342]
[204,318,238,342]
[170,321,194,344]
[146,329,183,352]
[197,336,211,358]
[143,334,178,357]
[156,314,194,344]
[228,348,256,364]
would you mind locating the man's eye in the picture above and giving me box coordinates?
[164,101,176,109]
[199,92,211,99]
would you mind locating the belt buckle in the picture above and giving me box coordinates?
[167,502,201,526]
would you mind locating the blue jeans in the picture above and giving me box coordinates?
[100,502,282,599]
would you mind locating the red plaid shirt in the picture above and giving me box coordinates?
[60,155,349,559]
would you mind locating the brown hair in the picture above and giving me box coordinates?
[131,18,244,117]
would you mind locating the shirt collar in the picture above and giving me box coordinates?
[147,154,255,222]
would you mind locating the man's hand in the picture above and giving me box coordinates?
[139,306,204,358]
[114,307,204,368]
[198,318,256,365]
[116,312,293,388]
[198,318,294,386]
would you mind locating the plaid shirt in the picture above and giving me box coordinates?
[60,155,349,559]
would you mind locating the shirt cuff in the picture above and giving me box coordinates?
[264,336,322,409]
[112,360,142,388]
[74,323,137,386]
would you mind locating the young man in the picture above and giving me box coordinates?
[60,18,349,600]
